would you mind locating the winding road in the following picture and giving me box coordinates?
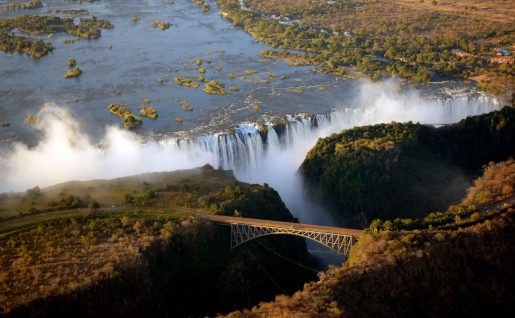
[0,205,363,238]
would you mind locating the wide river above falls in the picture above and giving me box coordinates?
[1,0,374,143]
[0,0,501,144]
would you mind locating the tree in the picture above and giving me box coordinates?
[26,186,41,199]
[123,193,135,205]
[88,201,100,213]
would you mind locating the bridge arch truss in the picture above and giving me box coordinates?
[230,223,358,255]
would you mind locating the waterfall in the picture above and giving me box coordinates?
[0,89,501,225]
[127,92,498,227]
[164,93,499,183]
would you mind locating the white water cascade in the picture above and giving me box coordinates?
[173,94,498,176]
[156,91,499,225]
[0,85,501,227]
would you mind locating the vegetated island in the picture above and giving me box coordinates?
[193,0,210,13]
[204,80,228,95]
[0,0,42,13]
[139,106,158,120]
[174,76,200,88]
[107,103,142,130]
[64,66,81,79]
[50,9,90,15]
[0,15,113,58]
[151,20,170,30]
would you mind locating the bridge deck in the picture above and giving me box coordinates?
[199,214,363,237]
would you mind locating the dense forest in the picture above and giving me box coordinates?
[300,106,515,226]
[216,0,514,97]
[226,149,515,317]
[4,221,316,317]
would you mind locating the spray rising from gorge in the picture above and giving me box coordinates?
[0,82,499,224]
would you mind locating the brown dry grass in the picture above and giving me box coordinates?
[463,159,515,206]
[0,215,172,313]
[394,0,515,23]
[251,0,515,23]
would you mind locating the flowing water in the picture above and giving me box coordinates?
[0,0,503,262]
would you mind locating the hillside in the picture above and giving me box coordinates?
[0,164,292,226]
[226,159,515,317]
[299,106,515,226]
[0,166,317,316]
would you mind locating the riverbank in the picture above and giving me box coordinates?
[215,0,514,98]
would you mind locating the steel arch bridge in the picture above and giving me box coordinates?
[229,223,358,254]
[200,214,363,255]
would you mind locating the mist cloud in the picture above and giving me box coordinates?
[0,104,213,192]
[0,81,498,202]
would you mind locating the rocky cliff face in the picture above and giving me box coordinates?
[228,159,515,317]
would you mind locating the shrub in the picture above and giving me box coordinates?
[139,106,158,120]
[66,57,76,67]
[64,66,81,79]
[203,80,227,95]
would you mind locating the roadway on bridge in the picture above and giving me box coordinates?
[199,214,363,236]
